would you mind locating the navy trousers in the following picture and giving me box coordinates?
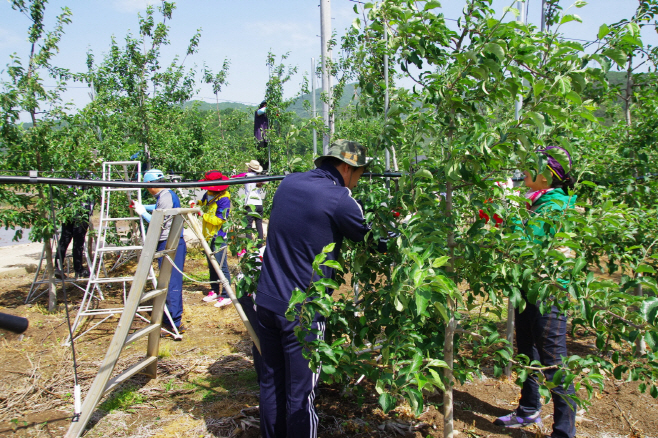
[516,301,576,438]
[157,238,186,328]
[238,294,262,382]
[209,238,231,296]
[257,306,325,438]
[57,220,89,273]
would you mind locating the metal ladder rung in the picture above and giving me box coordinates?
[153,248,177,259]
[124,324,160,346]
[103,356,158,396]
[97,245,143,252]
[101,217,141,222]
[91,276,135,284]
[140,288,167,304]
[78,306,153,316]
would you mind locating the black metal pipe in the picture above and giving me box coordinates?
[0,172,403,188]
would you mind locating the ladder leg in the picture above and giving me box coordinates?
[66,211,166,438]
[145,215,185,376]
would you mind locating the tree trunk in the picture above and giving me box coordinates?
[443,181,455,438]
[504,299,515,378]
[44,237,57,311]
[636,278,646,355]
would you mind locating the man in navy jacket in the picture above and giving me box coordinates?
[256,140,372,438]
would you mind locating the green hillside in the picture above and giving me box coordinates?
[288,83,358,118]
[184,100,253,111]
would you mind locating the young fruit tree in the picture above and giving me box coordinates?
[287,1,658,437]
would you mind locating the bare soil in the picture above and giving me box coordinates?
[0,254,657,438]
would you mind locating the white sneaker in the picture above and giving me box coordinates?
[214,297,232,308]
[203,291,219,302]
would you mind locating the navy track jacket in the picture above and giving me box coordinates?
[256,164,370,315]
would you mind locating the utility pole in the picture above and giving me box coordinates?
[320,0,332,154]
[505,0,525,380]
[312,57,317,158]
[384,27,390,186]
[541,0,546,32]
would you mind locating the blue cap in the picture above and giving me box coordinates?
[144,169,164,183]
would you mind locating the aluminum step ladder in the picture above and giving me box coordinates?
[67,161,179,343]
[26,234,94,304]
[65,209,191,438]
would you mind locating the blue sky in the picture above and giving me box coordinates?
[0,0,655,114]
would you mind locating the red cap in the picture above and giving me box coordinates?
[199,170,229,191]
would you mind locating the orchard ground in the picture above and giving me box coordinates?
[0,249,657,437]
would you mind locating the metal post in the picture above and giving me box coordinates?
[541,0,546,32]
[384,27,391,189]
[312,57,318,159]
[320,0,332,154]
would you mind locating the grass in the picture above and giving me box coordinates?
[158,344,172,358]
[190,368,259,402]
[99,383,146,413]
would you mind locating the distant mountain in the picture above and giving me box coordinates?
[288,83,358,118]
[184,100,253,111]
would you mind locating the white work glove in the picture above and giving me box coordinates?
[132,200,147,217]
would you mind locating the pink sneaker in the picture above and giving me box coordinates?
[203,291,219,302]
[214,297,232,308]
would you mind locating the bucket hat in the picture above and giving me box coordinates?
[246,160,263,173]
[199,170,229,191]
[314,139,372,168]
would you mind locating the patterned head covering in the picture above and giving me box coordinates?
[314,139,373,168]
[538,146,572,181]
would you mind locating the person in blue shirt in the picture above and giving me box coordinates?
[256,140,372,438]
[132,169,187,338]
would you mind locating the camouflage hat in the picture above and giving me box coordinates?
[314,139,373,168]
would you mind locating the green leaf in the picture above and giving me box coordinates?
[405,387,424,416]
[560,14,582,25]
[603,48,627,68]
[322,260,343,271]
[379,393,396,413]
[565,91,582,105]
[533,80,545,97]
[410,353,423,373]
[572,258,587,276]
[645,331,658,352]
[598,23,610,39]
[322,363,336,374]
[314,278,340,290]
[428,368,445,390]
[322,242,336,253]
[434,302,449,323]
[423,1,441,10]
[641,298,658,324]
[485,42,505,61]
[432,256,450,268]
[415,287,432,316]
[525,111,545,129]
[415,168,433,179]
[637,265,657,274]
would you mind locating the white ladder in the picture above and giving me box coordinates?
[65,209,191,438]
[26,235,94,304]
[67,161,179,343]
